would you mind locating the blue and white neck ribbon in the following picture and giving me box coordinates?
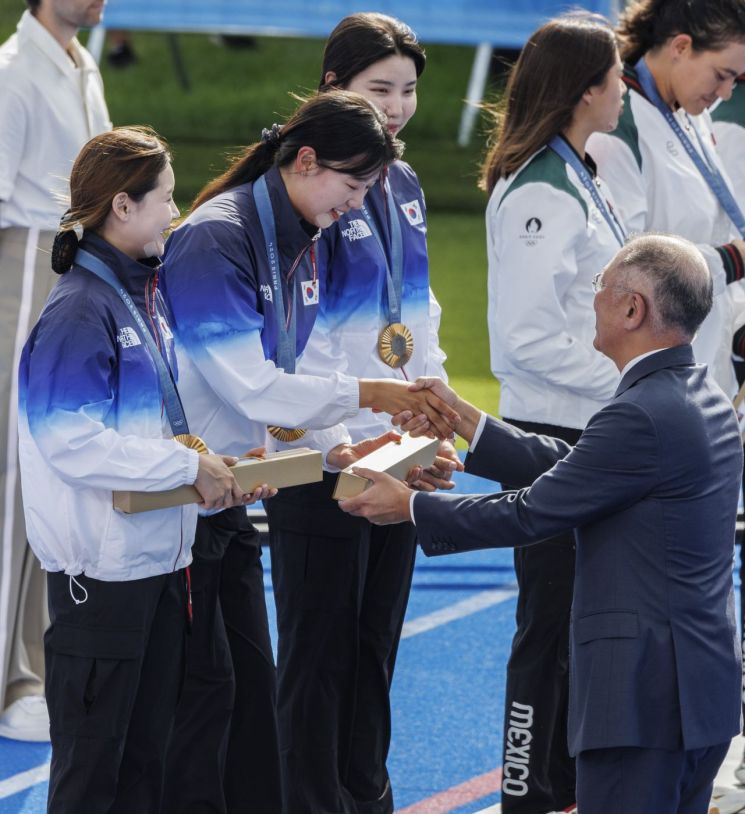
[360,175,405,324]
[635,58,745,237]
[254,173,298,373]
[75,248,189,435]
[548,135,626,247]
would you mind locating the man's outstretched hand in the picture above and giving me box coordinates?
[393,378,482,444]
[359,379,459,440]
[338,468,414,525]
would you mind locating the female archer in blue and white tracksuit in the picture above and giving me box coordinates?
[18,126,247,814]
[263,15,458,814]
[157,92,437,814]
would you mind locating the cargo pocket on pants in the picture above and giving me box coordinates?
[45,622,143,739]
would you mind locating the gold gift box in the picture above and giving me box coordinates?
[113,448,323,514]
[333,434,440,500]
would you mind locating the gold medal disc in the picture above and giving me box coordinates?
[378,323,414,368]
[174,433,209,454]
[267,426,307,442]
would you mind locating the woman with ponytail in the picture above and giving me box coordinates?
[262,15,464,813]
[159,90,458,814]
[18,126,266,813]
[476,14,625,814]
[589,0,745,397]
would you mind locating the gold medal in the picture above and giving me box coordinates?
[267,426,307,442]
[174,434,209,454]
[378,323,414,368]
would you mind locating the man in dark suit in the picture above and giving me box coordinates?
[339,234,744,814]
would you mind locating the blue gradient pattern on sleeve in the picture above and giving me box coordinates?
[21,271,175,445]
[163,182,322,366]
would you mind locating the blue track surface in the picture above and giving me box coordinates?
[0,464,740,812]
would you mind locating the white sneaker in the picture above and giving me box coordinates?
[710,785,745,813]
[736,756,745,786]
[0,695,50,742]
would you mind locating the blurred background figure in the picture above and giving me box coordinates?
[589,0,745,398]
[710,76,745,787]
[106,29,136,68]
[0,0,110,743]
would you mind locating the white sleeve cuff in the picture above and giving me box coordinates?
[409,491,417,525]
[185,447,201,485]
[469,412,488,452]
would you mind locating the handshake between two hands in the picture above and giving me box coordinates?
[195,377,473,521]
[335,376,474,526]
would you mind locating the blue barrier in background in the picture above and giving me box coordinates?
[100,0,619,47]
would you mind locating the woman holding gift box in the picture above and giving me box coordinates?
[17,126,271,814]
[160,90,459,814]
[263,14,463,813]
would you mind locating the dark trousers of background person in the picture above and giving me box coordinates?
[500,419,582,814]
[267,474,417,814]
[163,507,281,814]
[44,569,186,814]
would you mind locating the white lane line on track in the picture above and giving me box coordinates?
[0,761,50,799]
[0,588,518,803]
[401,587,518,639]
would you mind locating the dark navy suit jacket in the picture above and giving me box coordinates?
[414,345,743,755]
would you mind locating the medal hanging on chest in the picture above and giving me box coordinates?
[378,322,414,368]
[267,426,307,442]
[254,174,307,442]
[174,434,209,454]
[362,176,413,369]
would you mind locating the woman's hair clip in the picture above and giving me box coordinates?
[60,209,84,239]
[260,123,283,147]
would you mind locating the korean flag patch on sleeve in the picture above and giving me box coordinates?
[400,199,424,226]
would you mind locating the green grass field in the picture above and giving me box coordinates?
[0,5,502,415]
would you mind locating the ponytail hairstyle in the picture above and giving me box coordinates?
[618,0,745,65]
[191,90,403,211]
[479,13,617,193]
[319,12,426,90]
[52,126,171,273]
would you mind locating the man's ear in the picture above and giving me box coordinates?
[625,291,647,330]
[324,70,338,86]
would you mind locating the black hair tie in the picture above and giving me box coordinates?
[51,230,79,275]
[260,123,282,147]
[51,212,83,275]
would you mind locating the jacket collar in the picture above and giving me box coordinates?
[259,166,319,264]
[614,344,695,397]
[17,10,94,80]
[622,63,648,101]
[79,233,160,300]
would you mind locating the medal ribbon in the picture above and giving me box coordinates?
[635,58,745,237]
[254,174,298,373]
[547,135,626,247]
[75,248,189,435]
[361,175,405,325]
